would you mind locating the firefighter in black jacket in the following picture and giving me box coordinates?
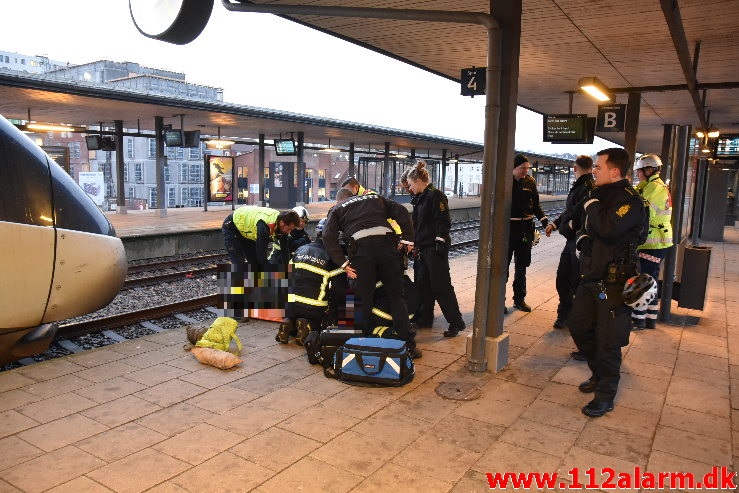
[570,148,649,418]
[406,161,465,337]
[507,154,549,312]
[276,219,345,345]
[322,188,420,357]
[545,155,595,330]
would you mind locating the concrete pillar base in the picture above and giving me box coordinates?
[158,209,168,218]
[466,332,509,373]
[116,205,128,215]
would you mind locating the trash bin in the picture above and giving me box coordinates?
[672,245,711,310]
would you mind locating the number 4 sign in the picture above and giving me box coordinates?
[461,67,486,97]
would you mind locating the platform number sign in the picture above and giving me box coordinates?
[461,67,486,97]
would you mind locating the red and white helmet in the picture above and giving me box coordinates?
[622,273,657,309]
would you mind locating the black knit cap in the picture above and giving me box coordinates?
[513,153,529,168]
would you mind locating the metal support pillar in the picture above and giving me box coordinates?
[297,131,305,205]
[383,142,390,197]
[114,120,127,214]
[659,125,685,323]
[454,157,460,197]
[348,142,355,179]
[441,149,447,191]
[154,116,167,217]
[258,134,265,205]
[624,92,641,165]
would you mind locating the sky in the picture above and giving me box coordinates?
[2,0,615,156]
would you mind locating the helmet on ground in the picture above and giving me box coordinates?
[292,206,309,221]
[315,218,327,237]
[622,273,657,309]
[634,154,663,171]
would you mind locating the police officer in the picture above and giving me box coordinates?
[569,148,649,417]
[632,154,673,329]
[507,154,549,312]
[545,155,594,330]
[277,218,345,345]
[322,187,420,357]
[406,161,466,337]
[222,206,300,270]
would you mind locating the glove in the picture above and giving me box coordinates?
[435,240,448,256]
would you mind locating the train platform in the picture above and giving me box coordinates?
[0,225,736,492]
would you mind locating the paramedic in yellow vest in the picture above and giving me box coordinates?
[222,206,301,271]
[632,154,673,329]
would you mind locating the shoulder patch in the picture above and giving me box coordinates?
[439,201,446,212]
[616,204,631,217]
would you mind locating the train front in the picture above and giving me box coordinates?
[0,115,127,363]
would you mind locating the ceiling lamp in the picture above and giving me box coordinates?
[322,138,341,153]
[205,126,235,149]
[707,127,720,138]
[24,122,83,132]
[578,77,614,102]
[695,130,706,138]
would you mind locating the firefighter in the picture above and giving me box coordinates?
[287,205,312,256]
[322,187,420,358]
[276,218,345,345]
[222,206,300,271]
[632,154,673,329]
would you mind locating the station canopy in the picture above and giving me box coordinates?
[0,0,737,157]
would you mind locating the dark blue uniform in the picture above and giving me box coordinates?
[569,179,648,405]
[411,184,464,331]
[508,175,548,305]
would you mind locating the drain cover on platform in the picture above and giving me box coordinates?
[435,381,481,401]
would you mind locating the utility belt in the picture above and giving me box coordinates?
[347,231,396,256]
[605,257,637,285]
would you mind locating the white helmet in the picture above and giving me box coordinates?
[292,206,309,221]
[634,154,662,171]
[622,273,658,309]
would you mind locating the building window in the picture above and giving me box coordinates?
[68,141,80,159]
[123,163,129,182]
[149,187,157,208]
[181,187,189,204]
[148,138,156,158]
[164,164,171,183]
[135,163,144,183]
[127,186,135,198]
[189,163,202,183]
[180,163,188,183]
[127,138,134,159]
[189,144,201,160]
[189,186,202,207]
[168,187,176,207]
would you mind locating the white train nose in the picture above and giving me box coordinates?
[42,229,127,322]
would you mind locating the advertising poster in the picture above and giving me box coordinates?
[78,172,105,206]
[207,155,234,202]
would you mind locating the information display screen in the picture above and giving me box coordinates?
[715,134,739,157]
[274,139,296,156]
[543,114,588,143]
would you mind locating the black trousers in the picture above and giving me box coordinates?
[414,247,463,326]
[350,235,410,344]
[222,215,258,267]
[555,239,580,320]
[507,221,533,303]
[568,281,632,403]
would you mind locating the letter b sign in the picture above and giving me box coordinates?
[596,104,626,132]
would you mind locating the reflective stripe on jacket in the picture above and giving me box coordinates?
[636,175,673,249]
[232,206,279,241]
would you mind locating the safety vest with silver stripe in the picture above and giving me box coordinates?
[636,175,673,250]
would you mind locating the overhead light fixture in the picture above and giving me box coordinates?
[695,130,706,138]
[707,127,720,138]
[22,122,84,132]
[578,77,614,102]
[205,138,235,150]
[205,126,235,149]
[322,138,341,153]
[393,148,407,159]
